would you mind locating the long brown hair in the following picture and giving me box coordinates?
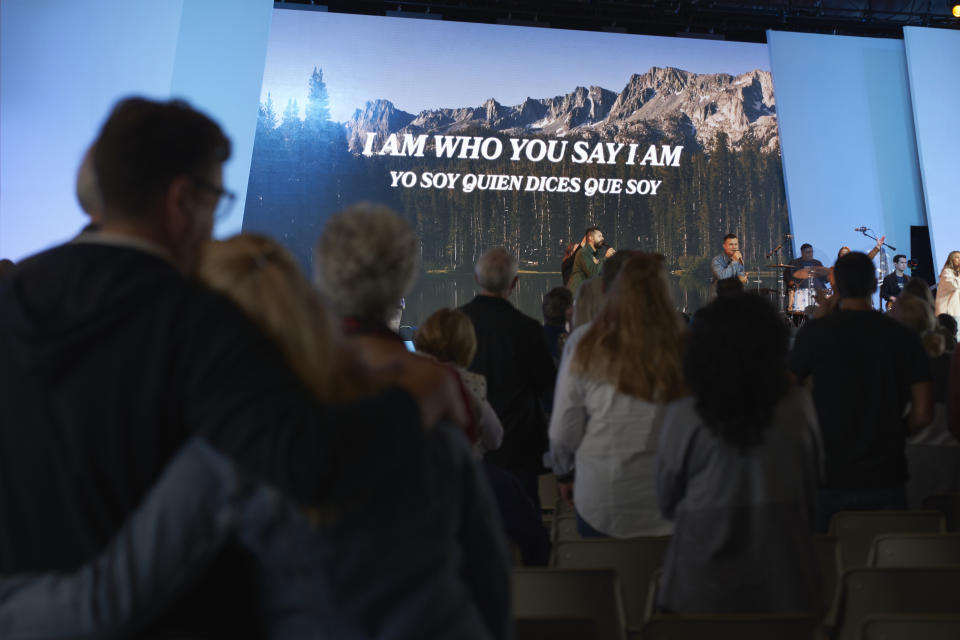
[200,234,364,403]
[570,253,685,401]
[942,251,960,277]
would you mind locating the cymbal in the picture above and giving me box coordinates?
[766,264,793,269]
[793,265,831,279]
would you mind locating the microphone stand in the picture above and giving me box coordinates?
[766,242,788,313]
[858,228,894,310]
[858,228,896,251]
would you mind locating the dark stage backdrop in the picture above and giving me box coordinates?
[243,9,792,324]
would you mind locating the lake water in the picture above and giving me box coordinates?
[401,271,785,328]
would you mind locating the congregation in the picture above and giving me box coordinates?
[1,96,959,639]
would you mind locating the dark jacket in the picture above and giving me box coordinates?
[880,272,909,307]
[0,240,422,635]
[460,295,556,472]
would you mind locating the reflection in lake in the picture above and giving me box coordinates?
[401,272,785,329]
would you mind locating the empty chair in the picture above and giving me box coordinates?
[829,510,945,569]
[642,614,820,640]
[515,616,597,640]
[860,614,960,640]
[868,533,960,567]
[513,568,626,640]
[552,537,670,627]
[832,568,960,640]
[922,494,960,532]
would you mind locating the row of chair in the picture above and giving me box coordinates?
[514,567,960,640]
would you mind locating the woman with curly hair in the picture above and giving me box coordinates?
[935,250,960,335]
[656,293,823,614]
[549,253,684,538]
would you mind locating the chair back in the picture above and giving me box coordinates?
[552,537,671,627]
[829,510,945,569]
[815,535,840,614]
[922,494,960,532]
[515,616,597,640]
[642,614,820,640]
[868,533,960,567]
[513,568,627,640]
[859,614,960,640]
[833,568,960,640]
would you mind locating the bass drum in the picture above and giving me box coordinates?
[790,288,817,314]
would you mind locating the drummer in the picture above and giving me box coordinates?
[788,243,830,295]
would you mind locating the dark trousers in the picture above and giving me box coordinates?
[575,511,610,538]
[816,485,908,533]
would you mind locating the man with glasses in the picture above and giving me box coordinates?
[0,97,466,636]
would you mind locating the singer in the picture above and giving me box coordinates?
[567,226,615,295]
[711,233,747,285]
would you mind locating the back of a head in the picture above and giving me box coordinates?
[572,253,684,402]
[715,276,744,298]
[0,259,14,279]
[571,277,604,330]
[686,293,789,448]
[474,247,518,295]
[314,203,419,322]
[891,295,943,357]
[542,287,573,326]
[902,277,934,310]
[834,251,876,299]
[200,234,344,403]
[601,249,637,290]
[414,309,477,368]
[94,97,230,219]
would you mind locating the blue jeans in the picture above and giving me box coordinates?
[576,511,610,538]
[816,486,908,533]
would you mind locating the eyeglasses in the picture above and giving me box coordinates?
[191,176,237,221]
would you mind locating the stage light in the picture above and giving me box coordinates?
[952,3,960,18]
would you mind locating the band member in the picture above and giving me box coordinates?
[711,234,747,285]
[879,254,910,310]
[935,251,960,334]
[837,235,885,262]
[567,226,615,295]
[788,244,829,290]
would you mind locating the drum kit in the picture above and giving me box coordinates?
[757,263,833,325]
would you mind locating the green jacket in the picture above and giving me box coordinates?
[567,245,605,295]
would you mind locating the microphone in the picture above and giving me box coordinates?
[854,226,868,232]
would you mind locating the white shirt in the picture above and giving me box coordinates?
[935,268,960,317]
[548,327,673,538]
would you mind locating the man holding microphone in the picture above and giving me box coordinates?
[711,233,748,286]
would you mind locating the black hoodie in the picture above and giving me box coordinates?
[0,239,421,633]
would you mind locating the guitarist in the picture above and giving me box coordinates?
[880,254,910,311]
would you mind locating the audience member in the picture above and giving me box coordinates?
[314,203,420,365]
[790,252,933,531]
[461,248,557,508]
[0,97,462,637]
[935,250,960,335]
[657,293,822,614]
[550,253,682,537]
[570,276,603,331]
[0,235,509,639]
[950,348,960,442]
[415,308,503,456]
[938,313,959,351]
[541,286,573,365]
[715,276,744,298]
[561,238,584,287]
[902,275,935,310]
[891,296,960,507]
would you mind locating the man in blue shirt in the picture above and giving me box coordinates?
[711,233,747,285]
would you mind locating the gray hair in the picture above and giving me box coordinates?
[314,203,419,321]
[475,247,518,294]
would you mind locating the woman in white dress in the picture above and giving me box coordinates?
[549,253,685,538]
[935,250,960,338]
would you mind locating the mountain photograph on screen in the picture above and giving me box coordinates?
[243,9,791,319]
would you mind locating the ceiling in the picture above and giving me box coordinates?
[275,0,960,42]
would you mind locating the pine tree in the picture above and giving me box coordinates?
[305,66,331,129]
